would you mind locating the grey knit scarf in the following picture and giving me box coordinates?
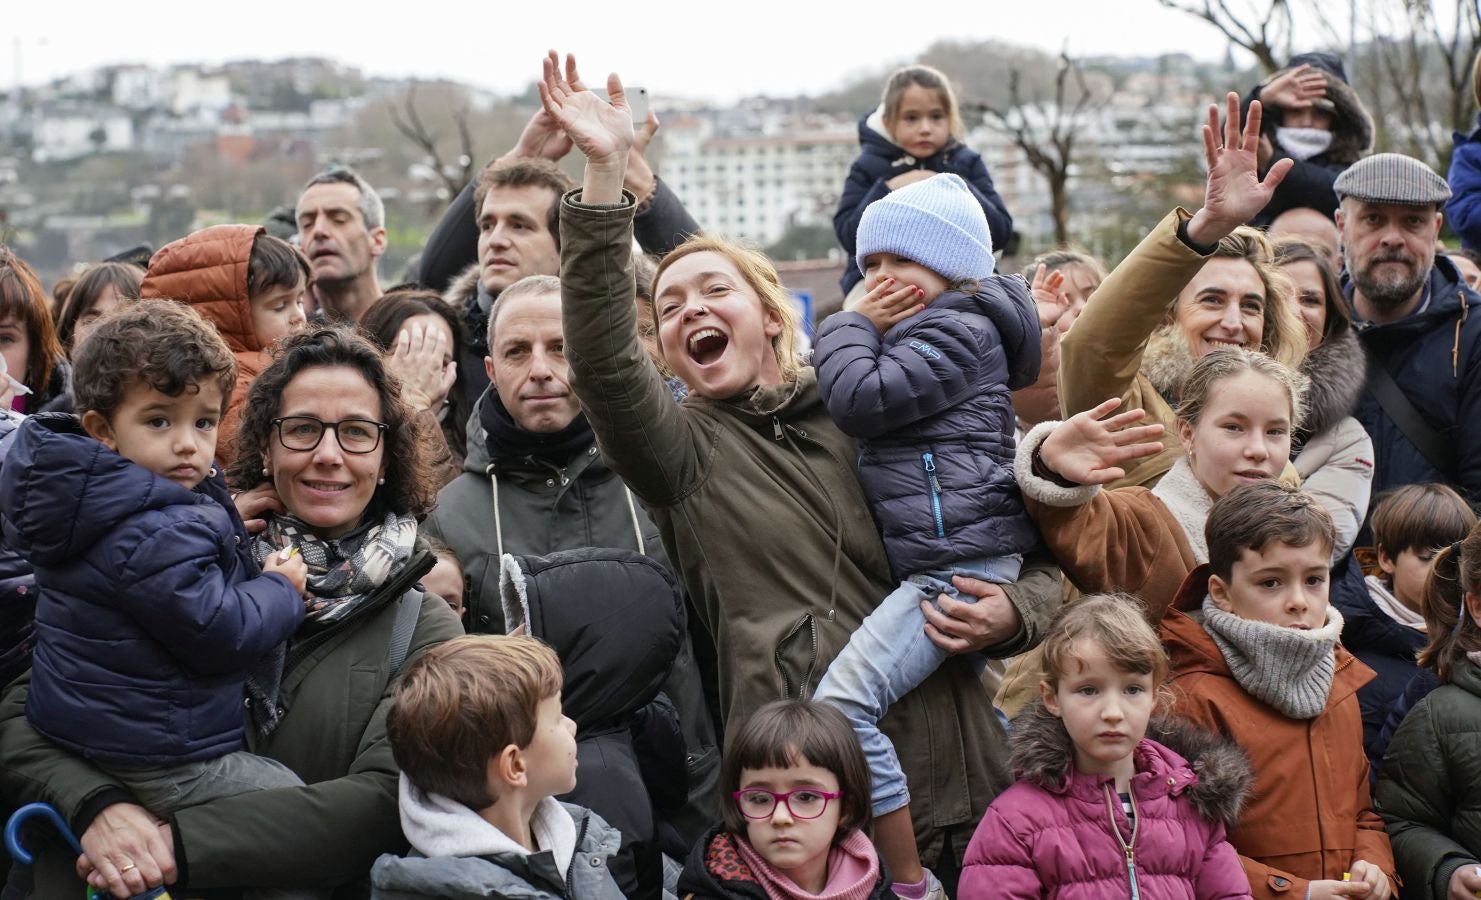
[1199,597,1344,720]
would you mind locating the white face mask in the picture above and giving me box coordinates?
[1275,127,1334,162]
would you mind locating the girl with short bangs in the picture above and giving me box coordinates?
[56,261,142,356]
[678,700,892,900]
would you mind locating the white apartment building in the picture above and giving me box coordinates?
[662,114,858,246]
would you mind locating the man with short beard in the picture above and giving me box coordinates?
[1335,153,1481,501]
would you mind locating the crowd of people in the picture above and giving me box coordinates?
[0,42,1480,900]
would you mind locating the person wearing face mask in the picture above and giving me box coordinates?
[1244,52,1375,228]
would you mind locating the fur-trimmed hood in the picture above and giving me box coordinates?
[1296,323,1366,446]
[1140,320,1364,450]
[1009,699,1253,827]
[1141,324,1195,407]
[444,260,482,317]
[1256,53,1375,166]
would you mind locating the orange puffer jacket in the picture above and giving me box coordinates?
[139,224,268,466]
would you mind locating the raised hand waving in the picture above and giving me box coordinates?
[1186,93,1295,246]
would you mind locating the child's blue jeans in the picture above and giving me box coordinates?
[814,555,1021,817]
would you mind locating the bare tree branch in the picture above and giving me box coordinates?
[974,51,1109,245]
[1156,0,1290,72]
[388,83,477,198]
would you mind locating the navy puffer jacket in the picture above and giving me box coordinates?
[1329,554,1426,772]
[814,278,1040,579]
[0,413,304,765]
[1348,255,1481,503]
[833,111,1014,295]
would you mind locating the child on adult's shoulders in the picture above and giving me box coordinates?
[371,634,624,900]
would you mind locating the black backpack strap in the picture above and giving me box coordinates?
[387,587,425,679]
[1365,346,1457,479]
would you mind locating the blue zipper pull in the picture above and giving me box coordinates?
[921,453,945,538]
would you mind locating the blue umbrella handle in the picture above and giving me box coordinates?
[4,804,170,899]
[5,802,84,865]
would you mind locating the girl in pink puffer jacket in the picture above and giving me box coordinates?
[960,594,1254,900]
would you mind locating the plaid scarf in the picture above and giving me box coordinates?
[252,511,418,627]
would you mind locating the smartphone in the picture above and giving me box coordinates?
[628,86,650,124]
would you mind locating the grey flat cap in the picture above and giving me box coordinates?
[1334,153,1452,206]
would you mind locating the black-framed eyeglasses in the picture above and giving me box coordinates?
[271,416,387,454]
[731,788,842,820]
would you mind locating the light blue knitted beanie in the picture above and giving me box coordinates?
[855,173,995,283]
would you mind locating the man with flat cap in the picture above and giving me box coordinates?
[1335,152,1481,502]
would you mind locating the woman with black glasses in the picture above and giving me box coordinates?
[0,326,464,897]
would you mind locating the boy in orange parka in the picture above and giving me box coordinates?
[1162,483,1396,900]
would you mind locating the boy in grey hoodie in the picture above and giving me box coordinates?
[371,634,625,900]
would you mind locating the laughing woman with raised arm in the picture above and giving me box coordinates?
[535,52,1063,891]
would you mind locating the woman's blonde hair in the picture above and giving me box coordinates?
[880,65,966,142]
[651,235,805,385]
[1180,227,1308,372]
[1174,347,1308,430]
[1041,593,1168,691]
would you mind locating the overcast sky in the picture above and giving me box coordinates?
[9,0,1272,102]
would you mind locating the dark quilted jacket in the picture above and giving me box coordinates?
[833,114,1014,295]
[1347,255,1481,503]
[0,413,304,765]
[1329,554,1427,772]
[813,278,1040,579]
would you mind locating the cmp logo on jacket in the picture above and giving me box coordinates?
[909,340,942,360]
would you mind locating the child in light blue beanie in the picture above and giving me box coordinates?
[811,172,1041,898]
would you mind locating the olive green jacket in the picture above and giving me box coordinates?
[557,190,1063,859]
[1377,656,1481,898]
[0,544,465,896]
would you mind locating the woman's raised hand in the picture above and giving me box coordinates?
[1261,64,1328,111]
[387,323,455,412]
[1029,264,1071,329]
[1186,93,1294,247]
[537,51,633,179]
[1038,397,1166,485]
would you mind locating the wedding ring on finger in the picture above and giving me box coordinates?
[119,863,137,873]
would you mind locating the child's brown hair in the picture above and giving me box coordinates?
[1040,593,1168,691]
[1205,482,1335,582]
[1418,522,1481,683]
[880,64,965,142]
[72,299,237,420]
[387,634,562,809]
[1371,483,1477,562]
